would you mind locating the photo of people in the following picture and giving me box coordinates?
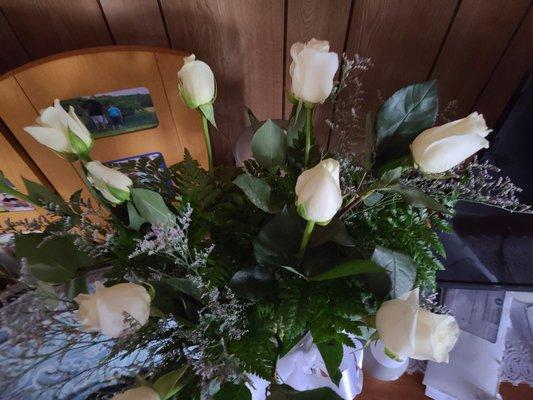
[0,180,34,213]
[60,87,158,139]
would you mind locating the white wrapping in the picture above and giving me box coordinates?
[247,332,363,399]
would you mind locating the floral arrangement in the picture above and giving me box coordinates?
[0,38,530,400]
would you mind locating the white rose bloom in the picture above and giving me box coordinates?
[111,386,160,400]
[290,38,339,104]
[295,158,342,225]
[75,282,151,338]
[376,289,460,363]
[410,112,491,174]
[178,54,215,108]
[85,161,133,205]
[24,99,93,158]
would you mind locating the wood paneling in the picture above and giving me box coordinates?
[0,10,28,74]
[160,0,285,164]
[0,0,113,59]
[430,0,531,120]
[285,0,352,149]
[475,6,533,127]
[330,0,458,151]
[99,0,169,47]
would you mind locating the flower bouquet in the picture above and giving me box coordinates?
[0,39,530,400]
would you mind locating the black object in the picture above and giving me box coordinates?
[437,72,533,291]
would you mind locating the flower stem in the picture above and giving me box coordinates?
[297,220,315,259]
[304,107,314,168]
[201,114,214,172]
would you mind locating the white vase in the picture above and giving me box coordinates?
[363,340,408,381]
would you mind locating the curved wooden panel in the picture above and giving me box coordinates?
[0,46,207,200]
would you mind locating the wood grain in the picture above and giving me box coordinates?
[0,10,28,74]
[285,0,352,150]
[332,0,458,153]
[99,0,169,47]
[474,6,533,127]
[430,0,531,119]
[160,0,285,164]
[0,0,113,59]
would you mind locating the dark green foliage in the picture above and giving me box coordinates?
[346,197,451,289]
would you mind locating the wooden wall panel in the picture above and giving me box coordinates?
[0,10,28,74]
[331,0,459,151]
[430,0,530,121]
[285,0,352,149]
[160,0,285,164]
[474,6,533,127]
[99,0,169,47]
[0,0,113,59]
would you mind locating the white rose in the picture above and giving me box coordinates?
[24,99,93,159]
[111,386,160,400]
[85,160,133,205]
[376,289,460,363]
[178,54,215,109]
[295,158,342,225]
[410,112,491,173]
[74,281,151,338]
[290,39,339,104]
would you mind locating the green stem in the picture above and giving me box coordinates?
[304,107,314,168]
[297,220,315,259]
[201,114,214,172]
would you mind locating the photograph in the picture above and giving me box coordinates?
[60,87,159,138]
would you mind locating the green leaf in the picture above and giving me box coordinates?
[229,265,277,301]
[246,107,262,132]
[386,184,448,213]
[199,103,217,128]
[376,80,438,164]
[363,191,384,207]
[153,366,188,400]
[310,219,357,248]
[131,188,175,227]
[23,178,71,214]
[15,234,94,283]
[267,384,343,400]
[287,102,305,147]
[126,201,147,230]
[233,174,276,213]
[315,340,343,385]
[311,259,382,281]
[254,209,302,268]
[165,277,203,303]
[251,119,287,169]
[371,246,416,298]
[214,383,252,400]
[379,166,402,186]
